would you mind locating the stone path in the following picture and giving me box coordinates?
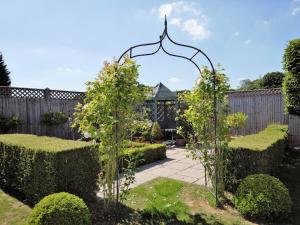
[131,147,206,188]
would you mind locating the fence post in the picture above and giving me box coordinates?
[44,88,51,100]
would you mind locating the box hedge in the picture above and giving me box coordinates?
[227,124,288,189]
[123,142,166,167]
[0,134,99,204]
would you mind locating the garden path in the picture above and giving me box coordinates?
[131,147,206,188]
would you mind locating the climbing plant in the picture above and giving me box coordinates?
[178,66,230,203]
[73,57,147,207]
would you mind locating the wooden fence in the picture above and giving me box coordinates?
[0,86,299,146]
[0,86,85,139]
[228,88,300,147]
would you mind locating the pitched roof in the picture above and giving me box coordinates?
[151,82,177,100]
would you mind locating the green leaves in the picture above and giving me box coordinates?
[178,66,230,199]
[73,58,148,204]
[282,38,300,115]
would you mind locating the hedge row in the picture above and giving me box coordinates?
[0,134,100,204]
[0,134,166,204]
[227,124,288,189]
[123,142,166,167]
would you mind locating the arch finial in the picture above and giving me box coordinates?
[164,15,167,28]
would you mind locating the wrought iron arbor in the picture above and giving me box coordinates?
[117,16,220,204]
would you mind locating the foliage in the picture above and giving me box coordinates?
[0,114,21,132]
[123,143,166,166]
[0,134,99,204]
[226,112,248,135]
[282,39,300,115]
[234,174,292,219]
[150,122,163,140]
[261,72,285,89]
[179,66,230,201]
[41,111,68,125]
[227,124,287,190]
[238,78,262,90]
[0,53,11,86]
[72,58,147,205]
[27,192,92,225]
[238,71,284,90]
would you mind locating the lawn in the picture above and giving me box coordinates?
[0,189,31,225]
[229,124,287,151]
[123,177,255,225]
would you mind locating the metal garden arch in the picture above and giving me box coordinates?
[117,16,220,204]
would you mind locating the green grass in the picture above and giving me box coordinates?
[229,124,287,151]
[0,134,93,152]
[0,189,31,225]
[124,177,254,225]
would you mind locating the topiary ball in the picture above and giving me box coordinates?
[27,192,92,225]
[234,174,292,219]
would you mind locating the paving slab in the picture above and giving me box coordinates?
[131,147,207,187]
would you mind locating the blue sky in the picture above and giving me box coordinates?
[1,0,300,91]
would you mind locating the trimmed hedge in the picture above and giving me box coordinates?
[0,134,99,204]
[282,38,300,115]
[227,124,288,189]
[123,142,166,167]
[234,174,291,219]
[27,192,92,225]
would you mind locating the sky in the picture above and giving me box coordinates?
[0,0,300,91]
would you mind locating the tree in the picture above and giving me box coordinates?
[0,53,11,86]
[282,38,300,115]
[179,66,230,205]
[261,72,284,89]
[238,78,261,90]
[73,58,147,208]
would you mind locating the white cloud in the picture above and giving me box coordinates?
[245,39,252,45]
[168,77,183,83]
[182,19,210,40]
[56,67,83,74]
[155,1,210,40]
[170,17,182,26]
[292,6,300,15]
[158,1,201,18]
[234,31,239,36]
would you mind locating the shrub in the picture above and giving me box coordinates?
[0,114,21,132]
[226,112,247,135]
[234,174,292,219]
[141,129,151,141]
[123,143,166,166]
[227,124,287,189]
[151,122,163,140]
[41,112,68,125]
[0,134,99,204]
[282,38,300,115]
[27,192,92,225]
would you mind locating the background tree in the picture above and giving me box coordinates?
[0,53,11,86]
[238,71,285,90]
[282,38,300,115]
[261,72,284,89]
[238,78,261,90]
